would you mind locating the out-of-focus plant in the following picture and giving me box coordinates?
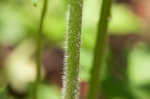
[128,43,150,99]
[32,0,38,7]
[62,0,83,99]
[4,40,37,93]
[34,0,48,99]
[87,0,112,99]
[0,87,7,99]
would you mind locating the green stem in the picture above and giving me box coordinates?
[34,0,48,99]
[88,0,112,99]
[62,0,83,99]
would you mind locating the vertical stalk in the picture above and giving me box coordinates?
[88,0,112,99]
[34,0,48,99]
[62,0,83,99]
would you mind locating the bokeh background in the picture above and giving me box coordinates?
[0,0,150,99]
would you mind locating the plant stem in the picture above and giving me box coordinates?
[87,0,112,99]
[62,0,83,99]
[34,0,48,99]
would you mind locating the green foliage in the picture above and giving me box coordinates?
[109,4,141,34]
[32,0,38,7]
[128,43,150,99]
[0,0,147,99]
[27,83,61,99]
[0,87,7,99]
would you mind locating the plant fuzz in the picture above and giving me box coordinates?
[62,0,83,99]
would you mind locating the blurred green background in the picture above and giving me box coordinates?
[0,0,150,99]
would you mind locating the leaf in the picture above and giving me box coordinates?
[32,0,38,7]
[0,87,7,99]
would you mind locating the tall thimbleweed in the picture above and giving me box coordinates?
[62,0,83,99]
[88,0,112,99]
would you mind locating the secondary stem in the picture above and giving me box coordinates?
[62,0,83,99]
[34,0,48,99]
[88,0,112,99]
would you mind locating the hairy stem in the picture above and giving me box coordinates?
[88,0,112,99]
[34,0,48,99]
[62,0,83,99]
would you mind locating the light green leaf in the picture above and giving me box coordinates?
[32,0,38,7]
[0,87,7,99]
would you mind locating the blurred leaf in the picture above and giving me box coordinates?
[0,87,7,99]
[27,83,61,99]
[128,43,150,99]
[37,84,61,99]
[80,49,93,81]
[109,4,141,34]
[32,0,38,7]
[128,43,150,85]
